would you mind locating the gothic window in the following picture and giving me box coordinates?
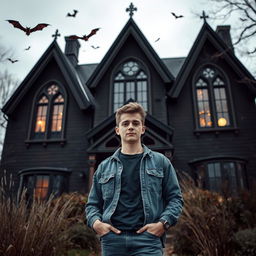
[192,159,247,195]
[29,84,67,142]
[113,60,148,111]
[194,66,233,130]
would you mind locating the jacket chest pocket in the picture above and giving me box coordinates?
[99,173,115,199]
[146,168,164,192]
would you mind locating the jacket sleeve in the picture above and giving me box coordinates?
[85,164,103,229]
[159,156,184,226]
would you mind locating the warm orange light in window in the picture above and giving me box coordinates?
[35,120,46,132]
[218,117,227,126]
[34,177,49,200]
[200,118,206,127]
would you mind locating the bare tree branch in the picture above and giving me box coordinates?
[0,43,19,155]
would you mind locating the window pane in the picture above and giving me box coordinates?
[115,72,125,80]
[137,71,147,79]
[122,61,139,76]
[196,78,207,87]
[52,175,63,196]
[203,68,215,78]
[236,163,245,188]
[34,175,49,200]
[137,81,148,111]
[35,105,47,133]
[51,102,64,132]
[207,163,221,192]
[214,88,230,127]
[197,89,212,127]
[113,82,124,111]
[47,85,59,95]
[126,81,135,100]
[213,77,224,86]
[223,162,237,194]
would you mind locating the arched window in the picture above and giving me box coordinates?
[113,60,148,111]
[191,158,247,195]
[29,83,67,142]
[193,66,233,129]
[19,168,70,201]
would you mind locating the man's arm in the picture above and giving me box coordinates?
[159,157,184,226]
[85,166,104,229]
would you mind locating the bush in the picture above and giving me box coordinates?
[169,172,256,256]
[233,228,256,256]
[54,192,100,254]
[0,173,100,256]
[0,191,74,256]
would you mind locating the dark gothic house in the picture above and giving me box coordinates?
[1,8,256,200]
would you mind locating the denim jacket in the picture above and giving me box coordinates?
[85,145,183,231]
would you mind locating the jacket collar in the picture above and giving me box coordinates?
[110,144,152,161]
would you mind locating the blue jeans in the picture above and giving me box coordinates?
[100,231,163,256]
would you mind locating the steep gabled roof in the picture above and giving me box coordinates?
[169,21,256,99]
[86,18,174,88]
[2,40,95,115]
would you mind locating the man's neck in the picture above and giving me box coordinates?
[121,143,144,155]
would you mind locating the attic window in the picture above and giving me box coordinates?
[113,60,148,111]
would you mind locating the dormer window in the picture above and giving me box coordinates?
[113,60,148,111]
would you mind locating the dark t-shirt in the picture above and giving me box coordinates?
[111,152,144,230]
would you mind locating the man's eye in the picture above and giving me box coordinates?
[122,122,129,126]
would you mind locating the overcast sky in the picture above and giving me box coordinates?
[0,0,254,82]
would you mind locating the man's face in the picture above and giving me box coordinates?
[115,113,145,144]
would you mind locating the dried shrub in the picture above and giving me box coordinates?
[169,172,256,256]
[0,173,100,256]
[233,228,256,256]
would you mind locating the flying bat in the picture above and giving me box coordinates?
[24,46,31,51]
[67,9,78,17]
[69,28,100,41]
[91,45,100,49]
[247,48,256,54]
[239,17,247,22]
[171,12,184,19]
[7,20,50,35]
[7,58,18,63]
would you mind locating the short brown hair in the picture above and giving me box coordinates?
[115,102,146,126]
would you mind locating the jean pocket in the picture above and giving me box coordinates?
[144,231,160,238]
[99,230,112,240]
[99,173,115,199]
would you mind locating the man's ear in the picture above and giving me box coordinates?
[141,125,146,135]
[115,126,120,135]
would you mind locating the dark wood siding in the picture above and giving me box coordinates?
[168,43,256,188]
[0,58,93,193]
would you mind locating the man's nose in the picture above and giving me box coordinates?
[128,123,134,129]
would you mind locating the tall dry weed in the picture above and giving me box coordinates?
[0,171,78,256]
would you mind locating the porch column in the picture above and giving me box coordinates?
[88,154,96,191]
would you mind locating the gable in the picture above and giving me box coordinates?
[86,18,174,89]
[169,22,256,99]
[2,41,94,116]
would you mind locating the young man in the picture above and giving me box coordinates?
[86,102,183,256]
